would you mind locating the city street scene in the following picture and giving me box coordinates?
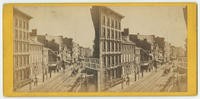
[13,5,187,92]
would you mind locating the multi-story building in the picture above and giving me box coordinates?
[121,28,136,76]
[13,8,32,90]
[29,29,43,79]
[91,6,124,90]
[80,47,93,59]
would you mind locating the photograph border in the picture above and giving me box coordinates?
[3,3,197,96]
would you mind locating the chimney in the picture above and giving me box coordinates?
[31,29,37,36]
[124,28,129,36]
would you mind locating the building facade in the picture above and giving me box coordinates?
[80,47,93,59]
[121,28,136,76]
[29,29,44,79]
[91,6,124,90]
[13,8,32,90]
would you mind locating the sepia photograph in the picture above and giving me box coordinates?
[12,5,188,93]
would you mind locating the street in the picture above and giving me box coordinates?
[28,61,186,92]
[106,63,183,92]
[30,65,82,92]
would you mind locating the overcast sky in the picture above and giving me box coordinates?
[16,6,187,48]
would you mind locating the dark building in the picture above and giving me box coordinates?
[91,6,124,91]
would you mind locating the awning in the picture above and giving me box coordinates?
[48,64,57,67]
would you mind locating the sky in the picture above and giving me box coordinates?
[16,6,187,48]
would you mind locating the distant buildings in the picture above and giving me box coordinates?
[79,47,93,59]
[137,33,155,52]
[91,6,124,91]
[13,8,32,90]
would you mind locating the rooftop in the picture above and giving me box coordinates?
[13,7,32,19]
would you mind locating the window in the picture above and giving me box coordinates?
[27,44,29,52]
[15,71,18,81]
[103,56,106,66]
[110,56,112,66]
[107,29,110,39]
[102,27,106,38]
[103,41,106,52]
[119,22,121,29]
[16,56,18,67]
[23,21,26,29]
[19,31,22,39]
[102,16,106,25]
[112,56,114,66]
[24,56,26,66]
[27,56,29,65]
[119,43,121,51]
[15,18,18,27]
[19,42,22,52]
[115,31,118,40]
[115,42,118,51]
[26,23,29,30]
[107,17,110,26]
[119,55,121,63]
[15,29,18,39]
[111,30,114,39]
[112,42,114,51]
[107,41,110,52]
[19,56,22,66]
[27,32,29,40]
[16,56,20,67]
[119,32,121,40]
[24,43,26,52]
[115,20,118,29]
[108,56,110,67]
[22,56,24,66]
[111,19,114,28]
[116,56,118,65]
[19,19,22,28]
[23,32,26,40]
[15,41,18,52]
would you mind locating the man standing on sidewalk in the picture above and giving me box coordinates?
[121,76,125,89]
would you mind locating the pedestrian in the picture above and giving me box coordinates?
[127,75,130,85]
[125,75,128,85]
[121,77,124,89]
[34,75,37,86]
[35,76,38,86]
